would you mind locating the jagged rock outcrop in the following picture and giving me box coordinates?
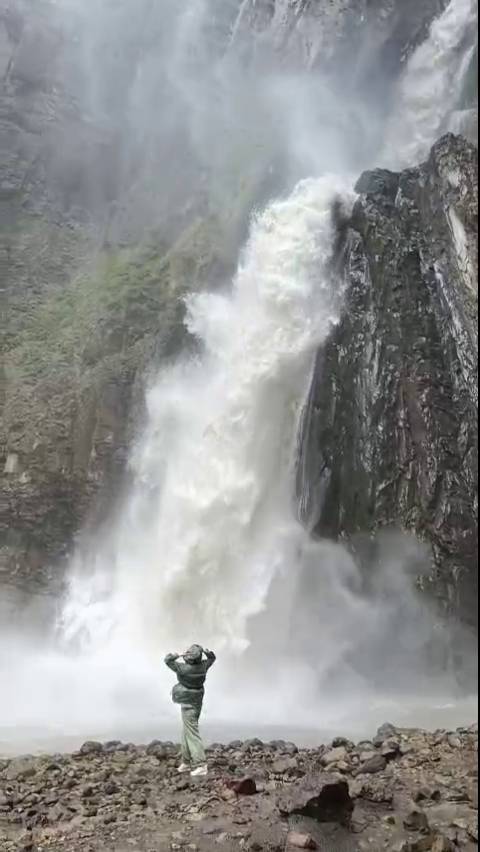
[297,134,478,625]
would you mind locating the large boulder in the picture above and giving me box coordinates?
[277,774,354,826]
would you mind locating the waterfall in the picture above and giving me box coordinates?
[0,0,476,741]
[383,0,477,169]
[61,176,354,657]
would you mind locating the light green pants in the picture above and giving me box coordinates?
[181,704,206,766]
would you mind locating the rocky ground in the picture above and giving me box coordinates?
[0,723,477,851]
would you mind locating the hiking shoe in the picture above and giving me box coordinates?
[190,764,208,777]
[177,763,191,774]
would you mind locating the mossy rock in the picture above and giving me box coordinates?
[5,212,232,386]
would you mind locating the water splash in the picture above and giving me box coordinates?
[383,0,477,169]
[61,176,354,657]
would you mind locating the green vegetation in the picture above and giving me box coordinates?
[5,214,231,385]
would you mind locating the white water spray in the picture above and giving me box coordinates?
[383,0,477,169]
[62,175,353,657]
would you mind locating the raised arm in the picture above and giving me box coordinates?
[164,652,181,673]
[204,649,216,670]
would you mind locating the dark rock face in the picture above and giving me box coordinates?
[297,134,478,625]
[0,1,235,603]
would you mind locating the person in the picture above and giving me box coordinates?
[165,644,216,777]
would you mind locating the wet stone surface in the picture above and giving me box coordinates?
[0,723,477,851]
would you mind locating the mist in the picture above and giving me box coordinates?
[1,0,478,751]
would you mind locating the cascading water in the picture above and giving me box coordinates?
[61,176,353,657]
[383,0,477,169]
[1,0,477,747]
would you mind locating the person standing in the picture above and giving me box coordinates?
[165,644,216,777]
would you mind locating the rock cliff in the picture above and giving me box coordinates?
[297,134,478,625]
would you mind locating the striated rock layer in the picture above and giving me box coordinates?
[297,134,478,625]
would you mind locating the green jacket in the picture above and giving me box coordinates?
[165,650,216,708]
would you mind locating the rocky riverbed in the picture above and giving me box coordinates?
[0,723,477,851]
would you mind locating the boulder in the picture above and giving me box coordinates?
[357,754,387,775]
[226,777,257,796]
[79,741,104,756]
[278,774,354,826]
[320,746,348,767]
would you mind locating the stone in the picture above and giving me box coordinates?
[355,168,400,200]
[79,741,104,756]
[226,777,257,796]
[404,806,430,832]
[382,739,401,760]
[146,740,167,759]
[278,774,354,826]
[272,758,299,775]
[357,754,387,775]
[321,747,348,766]
[287,831,318,849]
[4,757,37,781]
[376,723,398,741]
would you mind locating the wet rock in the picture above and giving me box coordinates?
[382,739,401,761]
[414,787,441,804]
[357,754,387,775]
[355,168,400,200]
[278,774,354,826]
[298,134,478,626]
[332,737,355,750]
[104,741,123,752]
[79,741,104,756]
